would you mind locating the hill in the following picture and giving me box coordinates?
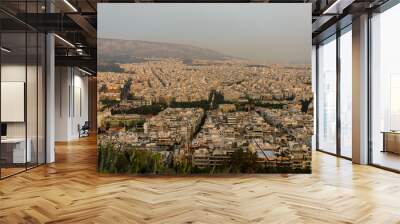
[98,38,235,63]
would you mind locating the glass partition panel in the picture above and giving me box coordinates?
[312,45,317,150]
[38,32,46,165]
[1,31,27,177]
[339,27,352,158]
[371,4,400,171]
[317,35,337,154]
[27,31,38,169]
[0,1,46,179]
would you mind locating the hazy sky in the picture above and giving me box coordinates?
[98,3,311,64]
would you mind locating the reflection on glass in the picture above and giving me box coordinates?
[1,32,27,177]
[27,31,38,169]
[371,4,400,171]
[0,1,47,178]
[318,36,337,154]
[340,28,352,158]
[38,33,46,165]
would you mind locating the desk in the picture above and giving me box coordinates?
[382,131,400,154]
[1,138,31,163]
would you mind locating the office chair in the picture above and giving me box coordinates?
[79,121,90,138]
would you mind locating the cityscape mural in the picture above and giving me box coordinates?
[97,3,313,174]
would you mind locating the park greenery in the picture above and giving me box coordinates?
[100,99,119,108]
[97,143,311,175]
[98,144,166,174]
[111,104,166,115]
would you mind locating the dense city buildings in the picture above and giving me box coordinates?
[98,56,312,174]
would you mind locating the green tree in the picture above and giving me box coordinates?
[300,98,313,113]
[105,121,111,130]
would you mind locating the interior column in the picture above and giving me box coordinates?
[352,14,369,164]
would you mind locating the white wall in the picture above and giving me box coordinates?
[55,67,89,141]
[1,65,41,139]
[1,64,26,81]
[1,64,26,138]
[55,67,69,141]
[1,63,46,164]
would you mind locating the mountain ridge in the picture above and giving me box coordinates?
[98,38,238,63]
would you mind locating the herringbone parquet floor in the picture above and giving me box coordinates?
[1,136,400,224]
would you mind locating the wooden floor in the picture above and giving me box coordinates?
[0,167,26,178]
[1,136,400,224]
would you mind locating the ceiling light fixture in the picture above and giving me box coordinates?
[322,0,349,15]
[78,67,93,76]
[76,48,85,55]
[54,34,75,48]
[63,0,78,12]
[1,47,11,53]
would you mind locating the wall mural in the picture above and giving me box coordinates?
[97,3,313,174]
